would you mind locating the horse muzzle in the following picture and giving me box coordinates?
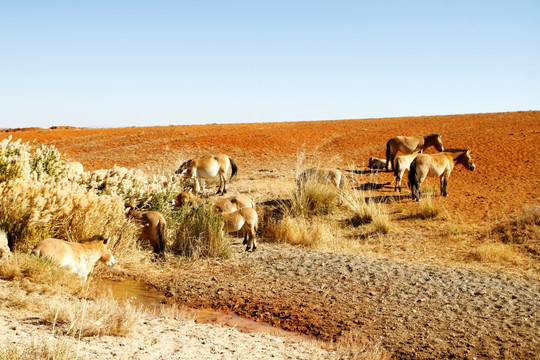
[470,164,476,171]
[107,257,116,266]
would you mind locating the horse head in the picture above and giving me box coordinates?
[98,237,115,266]
[461,150,476,171]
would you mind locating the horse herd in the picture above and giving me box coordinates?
[30,134,476,280]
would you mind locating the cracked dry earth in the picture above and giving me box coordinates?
[129,244,540,360]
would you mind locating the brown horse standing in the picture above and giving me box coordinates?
[127,208,167,254]
[408,149,476,201]
[176,154,238,195]
[221,207,259,252]
[386,134,444,172]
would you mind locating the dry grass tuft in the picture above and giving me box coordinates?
[41,297,140,337]
[169,203,230,259]
[269,215,339,249]
[469,242,525,266]
[0,253,83,295]
[343,190,392,235]
[0,340,78,360]
[329,330,392,360]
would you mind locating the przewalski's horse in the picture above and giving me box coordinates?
[408,149,476,201]
[172,189,255,213]
[386,134,444,172]
[175,154,238,195]
[221,207,258,252]
[297,167,346,203]
[32,236,115,281]
[368,157,386,170]
[393,153,420,192]
[126,208,167,255]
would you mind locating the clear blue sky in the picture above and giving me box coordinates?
[1,1,538,128]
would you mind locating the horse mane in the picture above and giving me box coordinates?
[443,148,469,153]
[424,133,440,138]
[175,159,192,174]
[80,235,108,245]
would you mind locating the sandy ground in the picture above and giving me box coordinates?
[2,111,540,359]
[0,279,337,359]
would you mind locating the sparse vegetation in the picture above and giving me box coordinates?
[41,297,139,337]
[0,340,79,360]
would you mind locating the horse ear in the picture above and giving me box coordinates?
[439,135,442,138]
[466,150,471,155]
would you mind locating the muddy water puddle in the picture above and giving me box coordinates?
[102,279,309,339]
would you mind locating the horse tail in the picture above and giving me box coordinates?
[385,140,392,171]
[408,158,419,201]
[229,157,238,182]
[157,220,167,254]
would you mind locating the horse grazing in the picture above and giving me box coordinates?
[172,189,255,213]
[127,208,167,255]
[297,167,346,203]
[32,236,115,281]
[386,134,444,172]
[393,153,419,192]
[408,149,476,201]
[368,157,386,170]
[221,208,258,252]
[176,154,238,195]
[297,167,346,189]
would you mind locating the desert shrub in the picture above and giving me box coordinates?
[169,203,229,259]
[0,136,64,182]
[0,341,79,360]
[0,177,129,252]
[80,165,185,210]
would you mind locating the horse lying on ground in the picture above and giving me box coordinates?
[386,134,444,172]
[175,154,238,195]
[394,153,419,192]
[368,157,386,170]
[408,149,476,201]
[172,189,255,213]
[126,208,167,255]
[222,208,259,252]
[32,236,115,281]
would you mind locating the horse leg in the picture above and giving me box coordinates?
[441,173,449,197]
[221,172,228,194]
[194,178,201,194]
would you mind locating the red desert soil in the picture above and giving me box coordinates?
[4,111,539,222]
[3,111,540,359]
